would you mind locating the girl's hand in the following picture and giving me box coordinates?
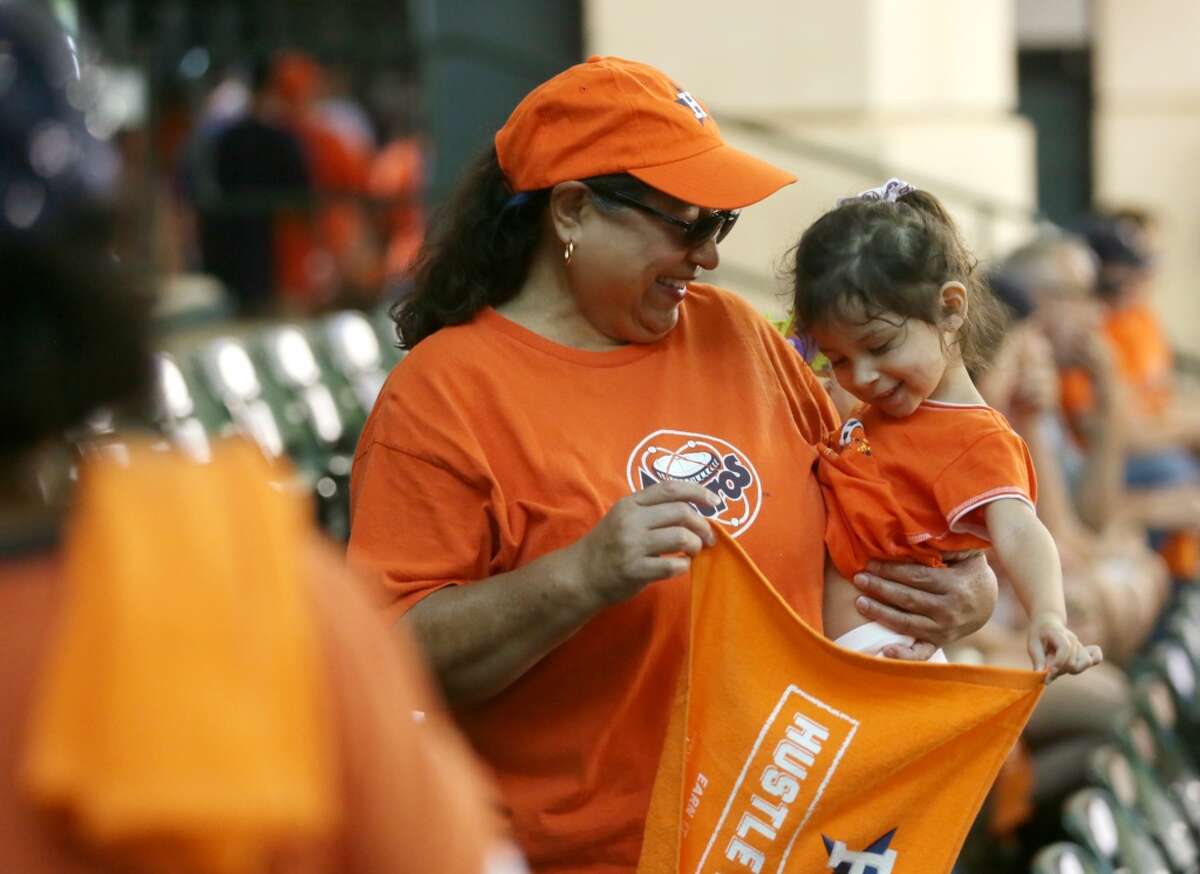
[1028,613,1103,681]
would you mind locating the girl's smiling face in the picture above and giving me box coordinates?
[808,283,967,417]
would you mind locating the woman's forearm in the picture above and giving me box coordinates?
[405,545,604,705]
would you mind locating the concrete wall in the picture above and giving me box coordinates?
[1094,0,1200,352]
[584,0,1036,320]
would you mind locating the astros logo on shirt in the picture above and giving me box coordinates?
[626,429,761,537]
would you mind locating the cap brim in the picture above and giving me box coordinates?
[629,143,796,210]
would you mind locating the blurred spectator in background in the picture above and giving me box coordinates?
[271,51,382,310]
[995,236,1127,531]
[188,58,313,315]
[1000,233,1200,561]
[1082,213,1200,461]
[1081,215,1200,576]
[366,72,427,294]
[0,7,511,871]
[980,267,1170,664]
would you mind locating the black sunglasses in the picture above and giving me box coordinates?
[585,184,739,246]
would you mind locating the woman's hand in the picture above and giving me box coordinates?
[850,553,998,658]
[567,480,717,609]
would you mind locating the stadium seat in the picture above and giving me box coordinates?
[1062,787,1170,873]
[1143,640,1200,750]
[194,336,288,459]
[1177,587,1200,628]
[252,325,359,540]
[1028,841,1105,874]
[255,324,355,454]
[1088,745,1199,871]
[1166,612,1200,668]
[317,309,392,428]
[1129,675,1200,822]
[151,352,219,462]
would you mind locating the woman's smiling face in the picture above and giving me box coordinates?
[564,185,722,345]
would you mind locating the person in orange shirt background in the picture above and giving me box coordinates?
[788,180,1102,679]
[1082,214,1200,463]
[0,7,510,872]
[269,52,383,310]
[347,58,1003,873]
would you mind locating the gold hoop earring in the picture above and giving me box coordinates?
[563,240,575,264]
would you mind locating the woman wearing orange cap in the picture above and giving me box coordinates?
[348,56,998,872]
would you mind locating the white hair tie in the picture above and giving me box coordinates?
[837,178,915,207]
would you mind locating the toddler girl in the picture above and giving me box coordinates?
[790,180,1102,681]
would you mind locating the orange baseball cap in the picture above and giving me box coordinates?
[495,56,796,210]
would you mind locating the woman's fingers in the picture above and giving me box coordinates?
[862,560,949,594]
[633,480,718,510]
[640,500,715,546]
[851,594,939,642]
[852,572,938,615]
[643,527,706,558]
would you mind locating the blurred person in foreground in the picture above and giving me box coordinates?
[0,7,512,873]
[348,56,1002,872]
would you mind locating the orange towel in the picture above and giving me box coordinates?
[638,528,1043,874]
[21,440,336,874]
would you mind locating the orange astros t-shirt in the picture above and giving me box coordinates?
[818,401,1037,581]
[348,283,838,872]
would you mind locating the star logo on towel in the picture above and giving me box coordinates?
[822,829,898,874]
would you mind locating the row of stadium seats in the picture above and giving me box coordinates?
[81,307,405,541]
[1031,587,1200,873]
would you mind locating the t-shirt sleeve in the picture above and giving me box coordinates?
[348,440,494,617]
[932,428,1038,540]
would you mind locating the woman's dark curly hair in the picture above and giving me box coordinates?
[787,188,1005,371]
[394,147,652,349]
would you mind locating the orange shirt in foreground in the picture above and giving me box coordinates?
[637,529,1044,874]
[349,283,838,872]
[818,401,1037,581]
[2,441,502,874]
